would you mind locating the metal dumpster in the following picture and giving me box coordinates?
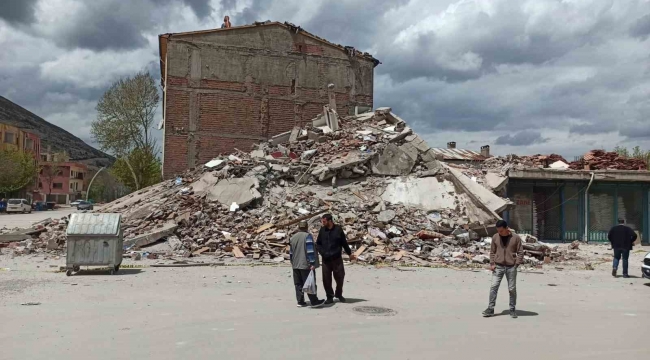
[65,213,123,276]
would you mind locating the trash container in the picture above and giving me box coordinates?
[65,213,123,276]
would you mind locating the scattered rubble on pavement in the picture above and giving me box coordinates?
[0,107,630,270]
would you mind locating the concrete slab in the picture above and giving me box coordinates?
[206,178,262,207]
[405,134,431,153]
[124,222,177,249]
[446,166,510,213]
[371,144,416,176]
[381,177,457,211]
[485,173,508,191]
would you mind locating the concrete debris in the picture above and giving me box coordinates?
[485,173,508,192]
[371,144,416,176]
[570,150,647,170]
[3,106,593,270]
[377,210,396,223]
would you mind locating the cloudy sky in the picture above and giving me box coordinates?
[1,0,650,158]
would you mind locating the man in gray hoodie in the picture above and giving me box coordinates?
[290,221,325,308]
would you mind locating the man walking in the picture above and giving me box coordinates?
[483,220,523,319]
[290,221,325,308]
[608,218,637,278]
[316,214,355,304]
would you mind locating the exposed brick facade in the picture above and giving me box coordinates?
[161,23,376,179]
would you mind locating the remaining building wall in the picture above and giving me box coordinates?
[162,25,375,178]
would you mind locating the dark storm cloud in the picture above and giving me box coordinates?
[630,14,650,39]
[2,0,650,159]
[569,122,617,135]
[38,0,215,51]
[181,0,213,18]
[619,122,650,139]
[495,131,548,146]
[376,1,623,85]
[300,0,408,50]
[0,0,38,24]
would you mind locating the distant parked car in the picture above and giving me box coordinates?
[77,200,94,211]
[70,200,82,206]
[7,199,31,213]
[642,252,650,280]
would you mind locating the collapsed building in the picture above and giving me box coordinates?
[2,107,605,269]
[158,21,378,179]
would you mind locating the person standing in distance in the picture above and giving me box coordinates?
[608,218,637,278]
[316,214,355,304]
[289,221,325,308]
[483,220,523,318]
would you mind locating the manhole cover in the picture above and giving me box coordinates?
[352,306,396,316]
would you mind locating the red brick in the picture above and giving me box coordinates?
[198,93,263,137]
[200,79,246,92]
[195,136,258,165]
[163,134,189,179]
[168,76,188,87]
[268,99,296,135]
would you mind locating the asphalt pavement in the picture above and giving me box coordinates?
[0,257,648,360]
[0,208,79,229]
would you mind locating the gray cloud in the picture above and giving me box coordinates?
[630,14,650,39]
[2,0,650,160]
[181,0,213,18]
[619,121,650,139]
[495,131,548,146]
[0,0,38,24]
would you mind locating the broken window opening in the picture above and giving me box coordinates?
[291,79,296,94]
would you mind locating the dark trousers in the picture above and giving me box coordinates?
[322,256,345,299]
[293,269,319,304]
[613,249,630,275]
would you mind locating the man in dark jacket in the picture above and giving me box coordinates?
[483,220,524,319]
[608,219,637,278]
[290,221,325,308]
[316,214,355,304]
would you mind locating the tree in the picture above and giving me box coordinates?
[41,164,63,198]
[0,149,38,197]
[110,146,162,191]
[91,71,160,190]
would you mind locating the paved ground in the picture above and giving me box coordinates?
[0,208,79,229]
[0,251,648,360]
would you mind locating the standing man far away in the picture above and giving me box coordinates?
[289,221,325,308]
[317,214,355,304]
[483,220,524,319]
[608,218,637,278]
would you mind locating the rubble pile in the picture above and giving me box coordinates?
[0,107,597,269]
[569,150,648,170]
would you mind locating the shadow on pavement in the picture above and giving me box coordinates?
[339,298,367,304]
[644,283,650,287]
[497,310,539,317]
[72,269,143,276]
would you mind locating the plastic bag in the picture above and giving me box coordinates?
[302,270,317,295]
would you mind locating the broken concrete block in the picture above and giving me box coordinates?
[406,134,431,153]
[485,173,508,192]
[289,126,300,143]
[388,127,413,143]
[206,177,262,208]
[250,150,265,159]
[473,255,489,264]
[377,210,396,223]
[270,131,292,146]
[371,144,416,176]
[399,142,418,162]
[124,222,178,249]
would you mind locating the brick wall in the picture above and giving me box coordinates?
[162,38,374,179]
